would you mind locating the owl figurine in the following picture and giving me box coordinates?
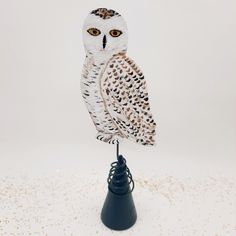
[81,8,156,146]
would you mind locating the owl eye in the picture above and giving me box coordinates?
[109,29,123,37]
[87,28,101,36]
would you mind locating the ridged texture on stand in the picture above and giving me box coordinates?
[108,155,134,195]
[101,155,137,230]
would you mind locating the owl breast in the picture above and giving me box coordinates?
[81,58,119,135]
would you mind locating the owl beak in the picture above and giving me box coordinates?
[102,35,107,49]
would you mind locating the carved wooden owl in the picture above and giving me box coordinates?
[81,8,156,145]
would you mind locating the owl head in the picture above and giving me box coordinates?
[82,8,128,59]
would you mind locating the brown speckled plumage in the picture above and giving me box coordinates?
[81,52,156,145]
[100,53,156,145]
[90,8,120,19]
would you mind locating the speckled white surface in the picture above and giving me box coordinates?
[0,139,236,236]
[0,166,236,236]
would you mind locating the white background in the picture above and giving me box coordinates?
[0,0,236,235]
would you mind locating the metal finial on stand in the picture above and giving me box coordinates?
[101,141,137,230]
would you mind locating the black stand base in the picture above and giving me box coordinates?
[101,188,137,230]
[101,152,137,231]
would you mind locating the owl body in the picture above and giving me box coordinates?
[81,8,156,145]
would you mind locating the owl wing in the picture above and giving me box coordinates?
[101,53,156,145]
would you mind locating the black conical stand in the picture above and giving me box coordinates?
[101,142,137,230]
